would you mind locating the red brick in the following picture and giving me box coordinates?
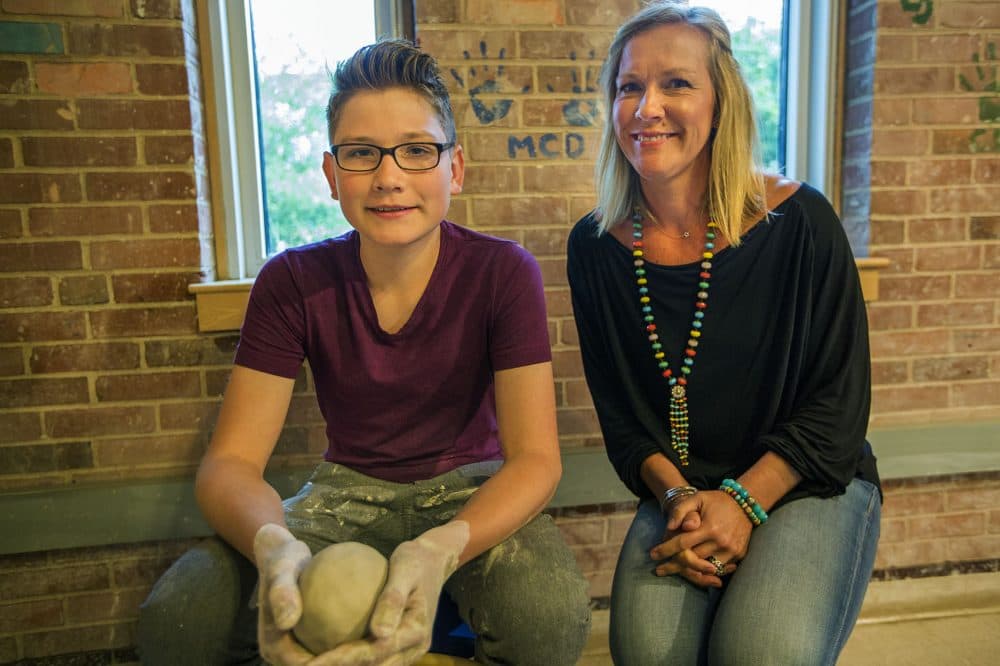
[939,3,1000,28]
[947,534,1000,561]
[0,441,93,474]
[916,301,993,327]
[67,23,183,56]
[76,99,191,130]
[145,134,195,165]
[545,289,572,316]
[520,30,612,59]
[992,510,1000,534]
[35,62,132,95]
[946,485,1000,512]
[58,275,110,305]
[148,204,198,233]
[159,400,220,431]
[974,158,1000,184]
[0,276,52,307]
[85,171,197,201]
[956,273,999,298]
[0,564,109,602]
[557,518,606,546]
[65,588,148,623]
[91,239,200,270]
[21,622,133,659]
[563,378,594,407]
[870,160,905,186]
[537,256,567,287]
[523,164,596,193]
[0,100,75,130]
[908,217,967,243]
[914,245,981,271]
[461,165,520,195]
[913,34,982,62]
[0,241,82,272]
[912,98,981,124]
[0,138,12,168]
[0,412,42,443]
[523,227,574,256]
[96,370,201,401]
[866,303,913,330]
[874,67,952,95]
[28,206,142,236]
[471,197,568,227]
[45,406,156,438]
[565,0,642,25]
[873,385,950,412]
[30,342,140,373]
[92,432,208,466]
[878,275,951,302]
[912,355,989,382]
[872,360,909,385]
[111,272,199,303]
[144,336,238,367]
[3,0,123,16]
[0,60,29,93]
[870,329,952,357]
[0,599,63,632]
[131,0,182,19]
[571,543,620,573]
[874,540,947,569]
[135,62,188,94]
[0,376,89,407]
[557,407,599,436]
[985,245,1000,269]
[908,511,985,540]
[0,312,87,343]
[416,0,458,23]
[874,34,913,62]
[879,518,907,543]
[0,209,21,239]
[869,219,905,245]
[932,129,1000,154]
[0,347,23,377]
[560,318,579,345]
[951,381,1000,407]
[954,328,1000,352]
[22,136,137,167]
[930,186,1000,213]
[0,174,83,204]
[907,160,973,188]
[89,305,197,337]
[870,188,926,215]
[466,0,564,24]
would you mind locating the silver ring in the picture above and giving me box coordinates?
[707,555,726,577]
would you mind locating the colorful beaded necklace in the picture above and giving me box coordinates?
[631,210,717,466]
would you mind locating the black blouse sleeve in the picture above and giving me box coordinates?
[756,188,872,496]
[567,217,661,499]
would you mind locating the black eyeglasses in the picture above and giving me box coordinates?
[329,141,455,172]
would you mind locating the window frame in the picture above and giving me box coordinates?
[198,0,414,280]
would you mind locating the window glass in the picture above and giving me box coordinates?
[248,1,376,254]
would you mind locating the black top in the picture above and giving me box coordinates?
[567,183,881,506]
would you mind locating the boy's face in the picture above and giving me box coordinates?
[323,87,464,251]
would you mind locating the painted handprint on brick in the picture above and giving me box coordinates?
[959,42,999,152]
[450,41,529,125]
[899,0,933,25]
[542,50,602,127]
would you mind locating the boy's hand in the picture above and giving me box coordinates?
[253,523,314,666]
[316,521,470,666]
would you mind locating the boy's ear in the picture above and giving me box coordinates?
[449,143,465,195]
[322,152,340,201]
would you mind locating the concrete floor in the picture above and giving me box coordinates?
[577,571,1000,665]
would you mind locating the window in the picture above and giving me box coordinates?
[700,0,840,196]
[201,0,414,279]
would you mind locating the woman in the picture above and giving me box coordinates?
[567,3,881,664]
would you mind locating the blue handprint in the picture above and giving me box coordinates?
[449,41,528,124]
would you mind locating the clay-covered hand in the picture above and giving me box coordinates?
[253,523,315,666]
[315,520,470,666]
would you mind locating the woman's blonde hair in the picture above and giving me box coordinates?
[594,1,766,245]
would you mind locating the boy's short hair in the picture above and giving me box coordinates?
[326,39,457,144]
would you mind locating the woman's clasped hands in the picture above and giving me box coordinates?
[650,489,753,588]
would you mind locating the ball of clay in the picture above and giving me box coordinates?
[293,541,389,654]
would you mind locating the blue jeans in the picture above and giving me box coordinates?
[138,461,591,665]
[610,478,881,665]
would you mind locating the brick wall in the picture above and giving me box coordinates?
[0,0,997,661]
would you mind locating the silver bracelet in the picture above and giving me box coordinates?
[660,485,698,515]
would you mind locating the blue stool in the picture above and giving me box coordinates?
[429,593,475,657]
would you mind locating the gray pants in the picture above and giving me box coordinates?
[137,461,592,665]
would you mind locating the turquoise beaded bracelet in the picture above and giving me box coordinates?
[720,478,768,527]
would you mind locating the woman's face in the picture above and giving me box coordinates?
[612,23,717,191]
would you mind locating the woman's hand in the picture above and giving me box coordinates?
[253,523,315,666]
[651,490,752,587]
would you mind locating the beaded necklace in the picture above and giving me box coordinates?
[631,210,717,466]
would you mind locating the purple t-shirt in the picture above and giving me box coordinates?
[234,221,551,482]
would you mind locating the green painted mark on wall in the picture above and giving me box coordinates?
[0,22,64,55]
[960,43,999,152]
[900,0,933,25]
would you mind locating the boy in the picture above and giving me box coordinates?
[138,40,591,665]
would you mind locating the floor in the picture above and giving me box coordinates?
[576,571,1000,665]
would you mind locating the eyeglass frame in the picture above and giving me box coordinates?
[328,141,456,172]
